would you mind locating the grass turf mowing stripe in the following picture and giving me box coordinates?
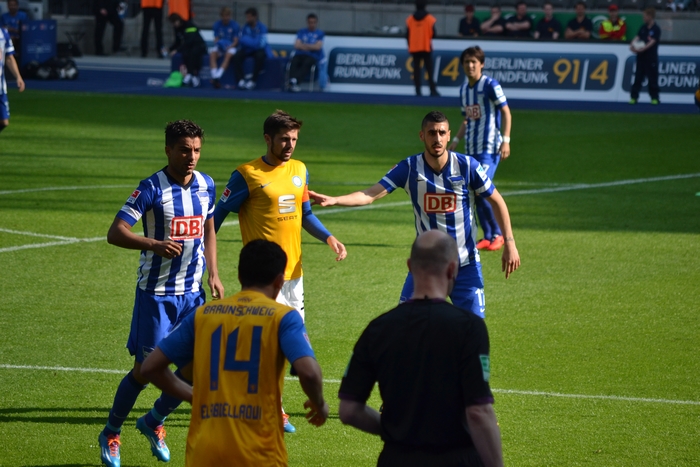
[2,364,698,406]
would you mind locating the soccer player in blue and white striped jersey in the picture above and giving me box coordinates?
[309,111,519,319]
[448,46,512,253]
[99,120,224,467]
[0,26,25,134]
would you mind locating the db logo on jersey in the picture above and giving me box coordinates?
[465,104,481,120]
[424,193,457,213]
[170,216,204,240]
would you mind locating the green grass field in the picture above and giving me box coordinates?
[1,90,699,467]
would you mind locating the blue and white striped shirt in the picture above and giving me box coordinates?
[459,74,508,156]
[0,28,15,95]
[117,169,217,295]
[379,152,495,266]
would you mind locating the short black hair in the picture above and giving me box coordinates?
[307,13,318,20]
[515,0,527,7]
[164,120,204,147]
[263,110,303,138]
[575,0,587,7]
[421,110,448,129]
[245,7,258,17]
[238,240,288,288]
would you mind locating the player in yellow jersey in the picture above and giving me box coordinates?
[214,110,345,432]
[141,239,329,467]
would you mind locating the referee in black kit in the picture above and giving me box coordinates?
[338,230,503,467]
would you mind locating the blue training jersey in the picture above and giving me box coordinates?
[295,28,324,61]
[459,74,508,156]
[0,28,14,95]
[213,19,239,42]
[116,169,217,295]
[379,152,495,267]
[239,21,268,53]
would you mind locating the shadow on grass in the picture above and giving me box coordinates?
[0,407,190,427]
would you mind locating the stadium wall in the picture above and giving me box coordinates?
[264,33,700,104]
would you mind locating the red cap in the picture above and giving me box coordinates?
[465,4,475,12]
[608,4,619,11]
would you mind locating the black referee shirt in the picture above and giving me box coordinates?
[339,298,494,451]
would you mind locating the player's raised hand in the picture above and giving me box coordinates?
[308,190,337,207]
[501,241,520,279]
[304,399,329,427]
[327,236,347,261]
[153,239,183,259]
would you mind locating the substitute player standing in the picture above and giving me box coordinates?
[0,25,25,134]
[448,46,512,252]
[310,111,519,319]
[214,109,346,432]
[99,120,224,467]
[141,239,329,467]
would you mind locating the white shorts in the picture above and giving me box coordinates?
[276,276,305,321]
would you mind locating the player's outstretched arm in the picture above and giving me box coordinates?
[466,403,504,467]
[107,217,183,259]
[485,189,520,279]
[338,400,381,435]
[141,348,194,403]
[309,183,388,207]
[292,356,329,427]
[203,217,224,299]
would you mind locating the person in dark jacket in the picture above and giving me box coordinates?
[94,0,124,55]
[168,13,207,87]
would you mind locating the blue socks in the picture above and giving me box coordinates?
[103,370,147,436]
[143,368,190,430]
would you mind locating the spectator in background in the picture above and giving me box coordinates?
[458,5,480,37]
[565,1,593,40]
[406,0,439,97]
[629,8,661,105]
[94,0,124,56]
[233,7,268,91]
[534,2,561,39]
[0,0,27,52]
[287,13,324,92]
[209,7,239,89]
[140,0,165,58]
[599,5,626,41]
[505,1,533,38]
[168,13,207,88]
[480,5,506,36]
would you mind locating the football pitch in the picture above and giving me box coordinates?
[1,90,699,466]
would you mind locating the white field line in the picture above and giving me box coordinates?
[3,172,700,254]
[1,364,698,406]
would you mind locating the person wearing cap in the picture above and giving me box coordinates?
[534,2,561,40]
[599,5,626,41]
[458,5,480,37]
[406,0,440,96]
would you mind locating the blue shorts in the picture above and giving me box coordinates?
[216,39,233,54]
[399,262,486,318]
[1,94,9,121]
[127,288,205,363]
[474,152,500,182]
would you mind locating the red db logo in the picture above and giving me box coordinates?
[424,193,457,213]
[170,216,204,240]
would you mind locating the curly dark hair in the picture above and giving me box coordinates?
[164,120,204,147]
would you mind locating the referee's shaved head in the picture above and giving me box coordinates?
[410,231,459,276]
